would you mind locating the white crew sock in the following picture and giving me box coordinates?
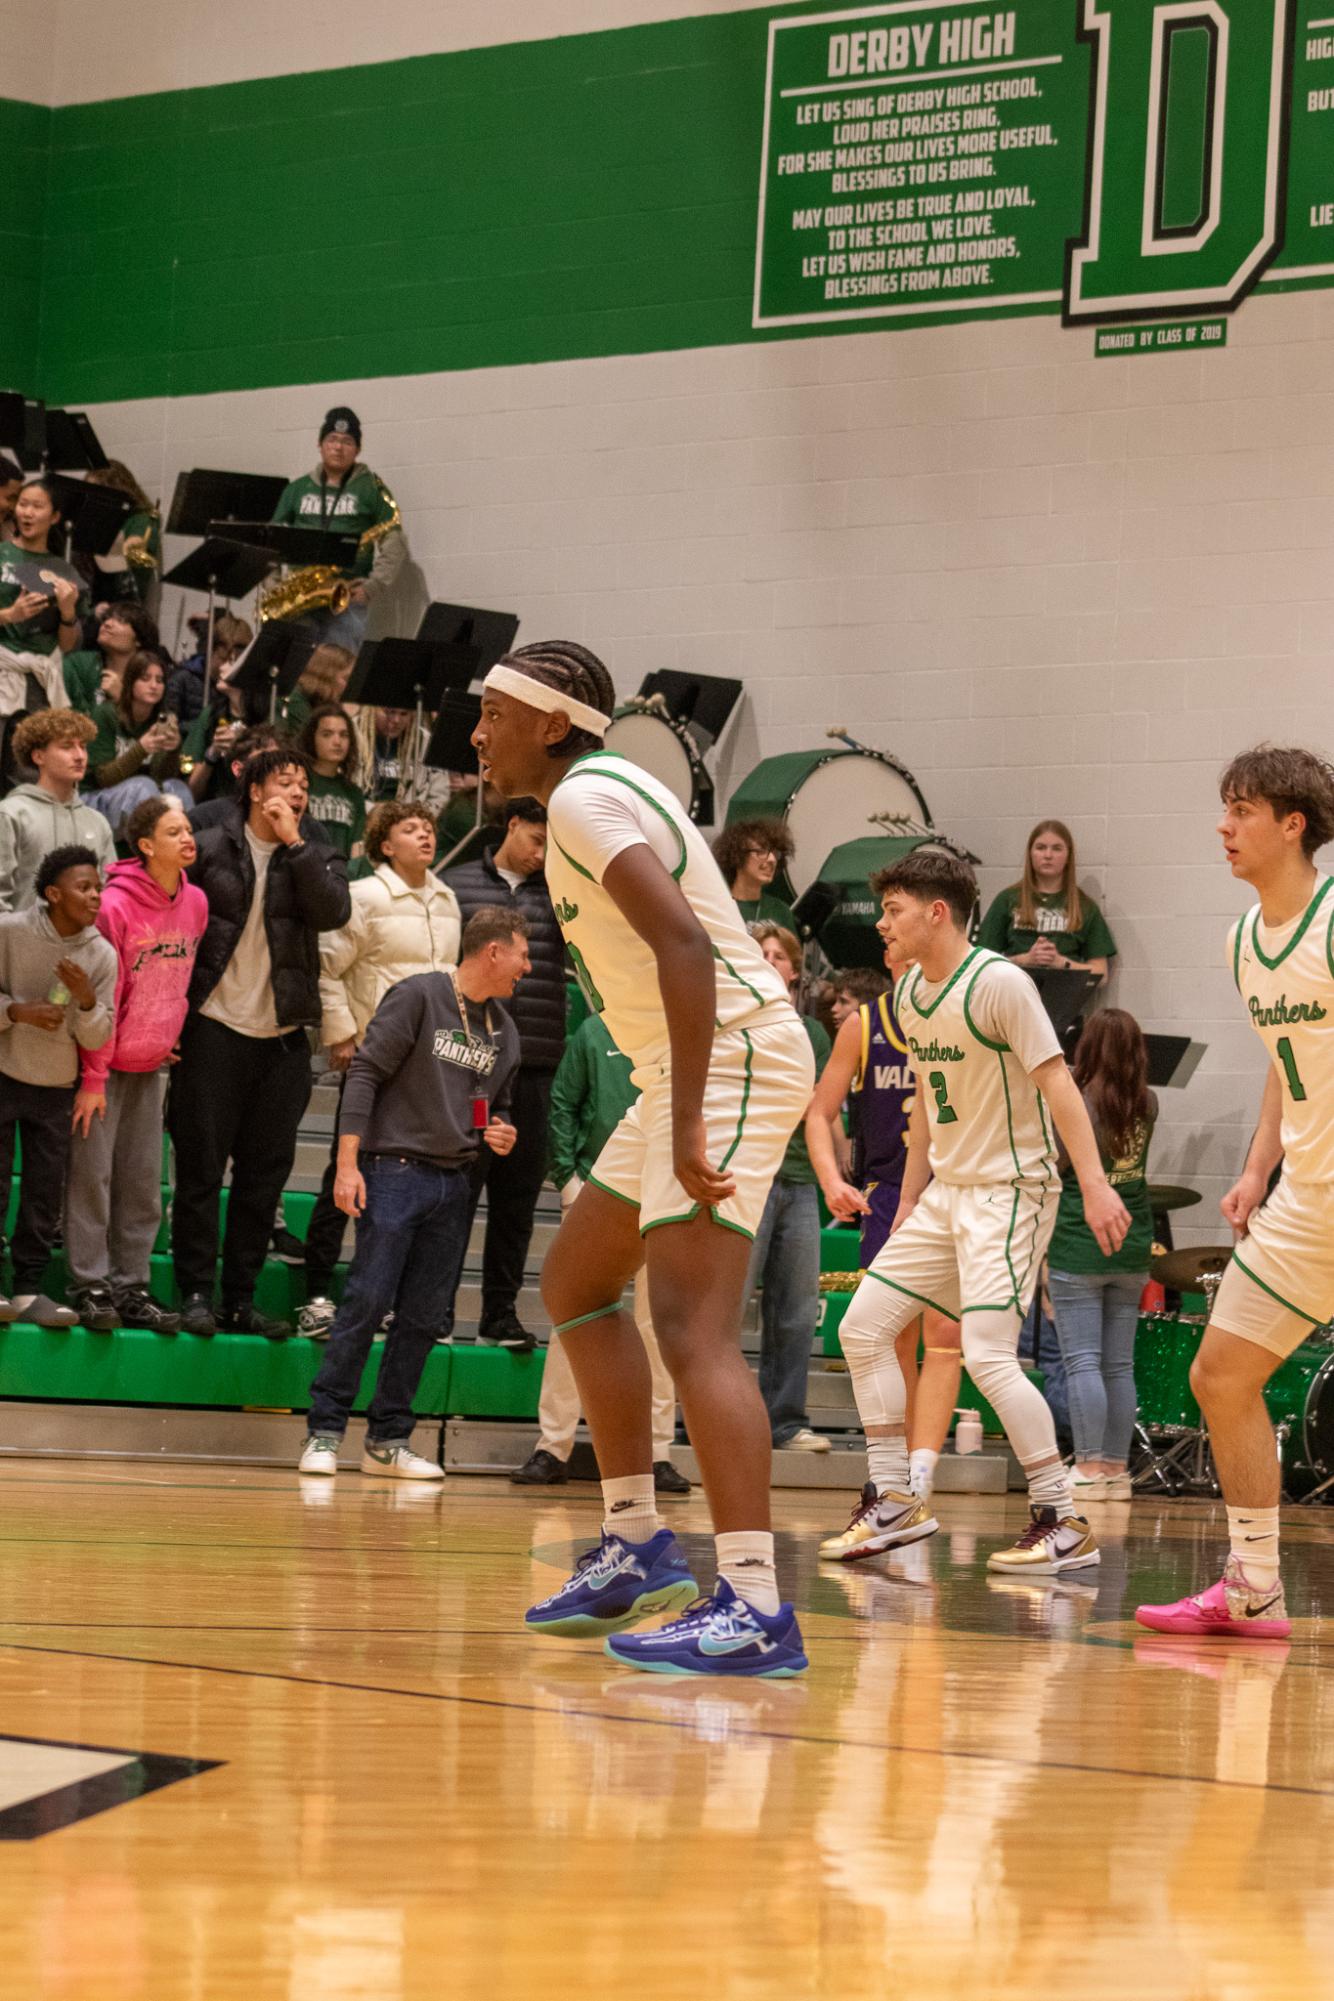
[909,1447,939,1498]
[867,1435,911,1495]
[1028,1460,1075,1516]
[715,1531,780,1616]
[602,1475,658,1543]
[1227,1504,1281,1590]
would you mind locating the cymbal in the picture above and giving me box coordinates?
[1151,1245,1233,1291]
[1147,1183,1204,1212]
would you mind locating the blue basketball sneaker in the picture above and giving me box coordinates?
[525,1527,699,1638]
[604,1577,808,1677]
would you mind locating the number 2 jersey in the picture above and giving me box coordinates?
[894,947,1061,1190]
[1231,874,1334,1185]
[544,751,791,1075]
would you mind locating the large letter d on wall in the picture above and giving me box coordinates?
[1064,0,1292,321]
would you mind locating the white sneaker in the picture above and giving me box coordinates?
[786,1427,831,1454]
[1069,1467,1106,1497]
[298,1433,341,1476]
[1101,1472,1133,1499]
[298,1297,337,1339]
[360,1441,444,1481]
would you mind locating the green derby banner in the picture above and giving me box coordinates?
[753,0,1334,333]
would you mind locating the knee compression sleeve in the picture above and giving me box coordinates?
[962,1309,1059,1467]
[838,1278,919,1430]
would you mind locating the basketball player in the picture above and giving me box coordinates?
[1138,746,1334,1639]
[805,946,963,1511]
[471,643,815,1677]
[816,848,1130,1572]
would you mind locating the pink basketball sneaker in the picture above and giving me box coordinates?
[1135,1555,1291,1640]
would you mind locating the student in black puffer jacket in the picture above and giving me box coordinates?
[442,797,566,1349]
[168,748,350,1339]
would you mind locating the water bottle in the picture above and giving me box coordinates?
[954,1408,983,1455]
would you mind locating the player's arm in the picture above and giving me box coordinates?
[806,1012,870,1221]
[892,1089,932,1230]
[1033,1057,1130,1256]
[600,844,732,1205]
[1222,1062,1283,1238]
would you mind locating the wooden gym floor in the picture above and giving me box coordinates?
[2,1458,1333,2001]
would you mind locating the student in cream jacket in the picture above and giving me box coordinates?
[318,802,462,1061]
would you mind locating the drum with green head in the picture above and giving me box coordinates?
[725,745,930,902]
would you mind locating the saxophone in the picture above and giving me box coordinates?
[258,477,402,624]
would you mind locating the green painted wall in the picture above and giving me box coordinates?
[34,11,783,406]
[0,96,53,391]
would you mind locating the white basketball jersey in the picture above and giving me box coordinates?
[895,948,1060,1190]
[544,752,790,1073]
[1231,874,1334,1184]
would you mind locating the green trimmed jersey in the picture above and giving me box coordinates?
[1231,874,1334,1184]
[895,947,1061,1190]
[545,751,791,1074]
[271,465,394,582]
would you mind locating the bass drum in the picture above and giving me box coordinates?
[1263,1334,1334,1497]
[602,707,708,820]
[726,747,930,899]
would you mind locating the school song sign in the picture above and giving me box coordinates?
[753,0,1333,332]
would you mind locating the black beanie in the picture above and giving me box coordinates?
[319,406,362,446]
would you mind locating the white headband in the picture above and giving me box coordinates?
[483,664,610,738]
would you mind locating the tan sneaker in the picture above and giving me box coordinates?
[819,1482,938,1562]
[987,1505,1100,1575]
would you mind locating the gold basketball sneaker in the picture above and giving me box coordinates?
[986,1504,1100,1575]
[819,1481,939,1562]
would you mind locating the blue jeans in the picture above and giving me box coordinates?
[85,774,191,841]
[307,1156,470,1443]
[1048,1267,1146,1464]
[301,600,369,652]
[746,1180,820,1445]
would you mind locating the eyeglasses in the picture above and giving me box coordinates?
[746,843,778,859]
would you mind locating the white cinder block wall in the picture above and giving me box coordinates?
[86,285,1334,1239]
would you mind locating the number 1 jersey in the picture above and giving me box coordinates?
[1231,874,1334,1185]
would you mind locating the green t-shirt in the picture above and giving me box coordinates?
[62,649,104,717]
[976,886,1117,965]
[1048,1094,1157,1274]
[779,1014,831,1185]
[271,465,394,582]
[735,889,797,932]
[87,700,138,782]
[0,541,90,658]
[306,773,366,858]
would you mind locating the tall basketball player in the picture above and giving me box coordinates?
[471,643,815,1677]
[1139,746,1334,1639]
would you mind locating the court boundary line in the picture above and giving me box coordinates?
[3,1637,1328,1800]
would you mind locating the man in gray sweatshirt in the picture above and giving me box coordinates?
[300,905,527,1479]
[0,709,116,912]
[0,843,116,1326]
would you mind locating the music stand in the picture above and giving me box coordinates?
[1028,967,1102,1050]
[42,474,132,557]
[1145,1034,1206,1089]
[42,409,108,472]
[210,522,361,569]
[342,638,465,800]
[162,538,274,702]
[0,393,47,470]
[424,692,487,870]
[417,601,520,661]
[166,469,289,538]
[226,622,317,725]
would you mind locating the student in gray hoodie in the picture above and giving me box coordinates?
[0,844,116,1326]
[0,709,116,913]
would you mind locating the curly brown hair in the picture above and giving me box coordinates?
[1219,744,1334,859]
[12,707,96,764]
[712,818,795,889]
[365,797,437,865]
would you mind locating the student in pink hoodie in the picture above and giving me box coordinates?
[65,794,207,1331]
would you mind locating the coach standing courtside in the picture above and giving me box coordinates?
[443,798,565,1351]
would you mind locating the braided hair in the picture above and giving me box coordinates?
[501,641,616,760]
